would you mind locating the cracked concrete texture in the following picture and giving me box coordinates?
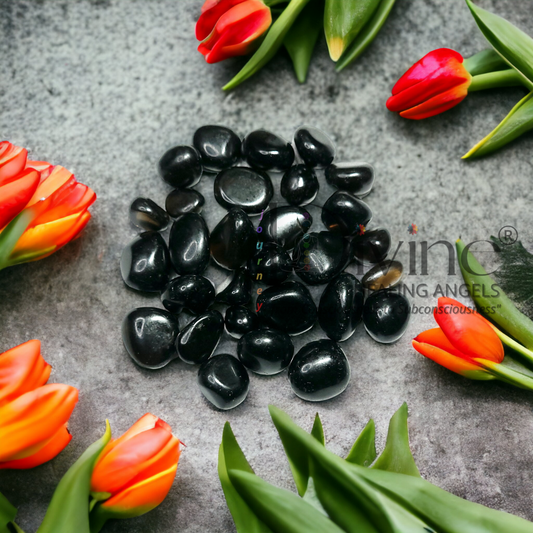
[1,0,533,531]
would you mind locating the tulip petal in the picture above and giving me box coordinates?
[27,166,76,207]
[434,297,504,363]
[0,169,41,230]
[0,339,51,407]
[0,424,71,470]
[413,328,469,359]
[0,142,27,185]
[196,0,247,41]
[0,383,78,462]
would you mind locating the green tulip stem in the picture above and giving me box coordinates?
[493,327,533,367]
[264,0,288,5]
[469,69,533,92]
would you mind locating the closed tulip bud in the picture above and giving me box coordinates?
[387,48,472,120]
[90,414,181,532]
[196,0,272,64]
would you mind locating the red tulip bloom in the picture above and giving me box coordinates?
[196,0,272,64]
[387,49,472,120]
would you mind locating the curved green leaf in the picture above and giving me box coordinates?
[0,493,17,533]
[336,0,396,71]
[345,420,376,466]
[284,0,324,83]
[463,91,533,158]
[466,0,533,85]
[371,403,420,477]
[463,49,508,76]
[37,422,112,533]
[223,0,311,91]
[310,413,325,446]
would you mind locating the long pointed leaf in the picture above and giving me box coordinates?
[0,493,17,533]
[463,49,509,76]
[345,420,377,466]
[223,0,311,91]
[466,0,533,85]
[310,413,325,446]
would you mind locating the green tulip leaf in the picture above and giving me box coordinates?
[0,493,17,533]
[371,403,420,477]
[284,0,324,83]
[336,0,396,71]
[223,0,311,91]
[218,423,272,533]
[0,210,33,271]
[463,91,533,159]
[466,0,533,85]
[310,413,325,446]
[324,0,380,62]
[345,420,376,466]
[227,470,345,533]
[463,49,509,76]
[37,422,112,533]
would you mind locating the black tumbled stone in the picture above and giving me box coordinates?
[351,228,391,264]
[165,189,205,217]
[158,145,203,188]
[225,305,259,339]
[161,275,215,314]
[322,191,373,236]
[363,290,410,343]
[193,125,241,172]
[216,269,253,306]
[129,198,170,231]
[260,206,312,251]
[169,213,210,275]
[325,162,375,197]
[293,126,335,168]
[248,242,292,285]
[177,310,224,364]
[242,130,294,171]
[280,165,319,206]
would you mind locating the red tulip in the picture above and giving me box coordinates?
[387,48,472,120]
[196,0,272,64]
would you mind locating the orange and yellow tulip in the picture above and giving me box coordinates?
[0,141,96,270]
[0,340,78,469]
[90,414,181,530]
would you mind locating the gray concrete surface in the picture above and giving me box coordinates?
[1,0,533,531]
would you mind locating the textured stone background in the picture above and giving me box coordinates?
[1,0,533,531]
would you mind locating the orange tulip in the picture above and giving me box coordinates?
[90,414,181,527]
[0,141,96,270]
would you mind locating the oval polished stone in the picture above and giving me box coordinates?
[256,281,317,335]
[248,242,292,285]
[363,290,410,343]
[293,232,351,285]
[280,165,319,206]
[129,197,170,231]
[318,273,364,342]
[225,305,259,339]
[362,260,404,290]
[237,329,294,375]
[177,310,224,365]
[351,228,391,264]
[260,206,312,251]
[325,162,375,197]
[293,126,335,168]
[120,232,170,292]
[165,189,205,217]
[161,275,215,314]
[322,191,373,236]
[214,166,273,215]
[210,208,256,270]
[288,340,350,402]
[216,268,252,306]
[122,307,179,369]
[198,354,250,410]
[158,145,203,188]
[169,213,210,275]
[242,130,295,171]
[193,125,241,171]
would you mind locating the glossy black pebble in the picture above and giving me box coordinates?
[193,125,241,172]
[325,162,375,198]
[242,130,294,172]
[161,275,215,314]
[198,354,250,410]
[363,290,410,343]
[238,329,293,375]
[293,126,335,168]
[210,208,256,270]
[214,166,273,215]
[351,228,391,264]
[158,145,203,188]
[216,269,252,306]
[165,189,205,217]
[322,191,373,236]
[120,232,170,292]
[248,242,292,285]
[280,165,319,206]
[319,273,364,342]
[122,307,179,369]
[129,198,170,231]
[169,213,210,275]
[260,206,312,251]
[177,310,224,365]
[293,231,351,285]
[288,340,350,402]
[256,281,317,336]
[225,305,259,339]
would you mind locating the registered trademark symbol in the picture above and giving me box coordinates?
[498,225,518,245]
